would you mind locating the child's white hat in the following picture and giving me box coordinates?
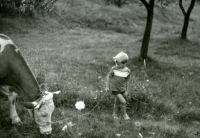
[113,52,129,62]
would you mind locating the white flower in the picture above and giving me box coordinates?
[135,121,141,127]
[62,125,67,131]
[67,121,75,127]
[135,121,141,130]
[62,121,75,131]
[115,133,121,137]
[75,101,85,110]
[61,111,65,116]
[94,95,97,99]
[148,132,155,135]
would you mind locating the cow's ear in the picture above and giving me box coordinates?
[21,102,36,109]
[0,86,10,96]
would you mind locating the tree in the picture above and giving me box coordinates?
[140,0,155,61]
[179,0,196,40]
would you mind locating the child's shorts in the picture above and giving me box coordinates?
[112,91,125,95]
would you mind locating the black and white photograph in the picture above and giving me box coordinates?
[0,0,200,137]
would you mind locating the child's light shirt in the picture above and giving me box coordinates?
[108,66,130,92]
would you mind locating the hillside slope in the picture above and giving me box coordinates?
[1,0,200,39]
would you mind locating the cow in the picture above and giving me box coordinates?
[0,34,60,135]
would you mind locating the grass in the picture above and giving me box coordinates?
[0,0,200,137]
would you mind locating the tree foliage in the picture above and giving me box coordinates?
[0,0,57,17]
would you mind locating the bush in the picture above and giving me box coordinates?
[0,0,57,17]
[104,0,129,7]
[0,0,21,15]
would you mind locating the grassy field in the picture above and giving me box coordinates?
[0,0,200,137]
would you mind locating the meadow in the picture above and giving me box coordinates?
[0,0,200,137]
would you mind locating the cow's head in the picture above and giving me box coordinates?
[22,90,60,135]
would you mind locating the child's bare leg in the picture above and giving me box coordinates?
[115,94,130,120]
[113,98,120,115]
[115,94,127,115]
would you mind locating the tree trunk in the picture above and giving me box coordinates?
[181,15,189,39]
[140,0,154,60]
[179,0,196,39]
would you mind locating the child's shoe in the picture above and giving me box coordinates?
[112,114,119,121]
[123,114,130,120]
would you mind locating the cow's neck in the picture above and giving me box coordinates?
[5,46,41,102]
[12,72,41,102]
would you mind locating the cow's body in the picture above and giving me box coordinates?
[0,34,60,135]
[0,34,41,101]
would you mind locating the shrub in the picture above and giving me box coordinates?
[105,0,129,7]
[0,0,57,17]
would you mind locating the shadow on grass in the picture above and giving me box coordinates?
[127,56,200,122]
[154,37,200,59]
[174,108,200,123]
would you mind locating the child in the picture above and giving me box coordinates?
[105,52,130,121]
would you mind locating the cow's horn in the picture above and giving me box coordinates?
[52,91,61,94]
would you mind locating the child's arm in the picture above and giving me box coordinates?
[105,75,110,92]
[125,73,130,95]
[105,68,113,92]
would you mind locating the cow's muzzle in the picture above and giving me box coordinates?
[43,131,52,135]
[40,125,52,135]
